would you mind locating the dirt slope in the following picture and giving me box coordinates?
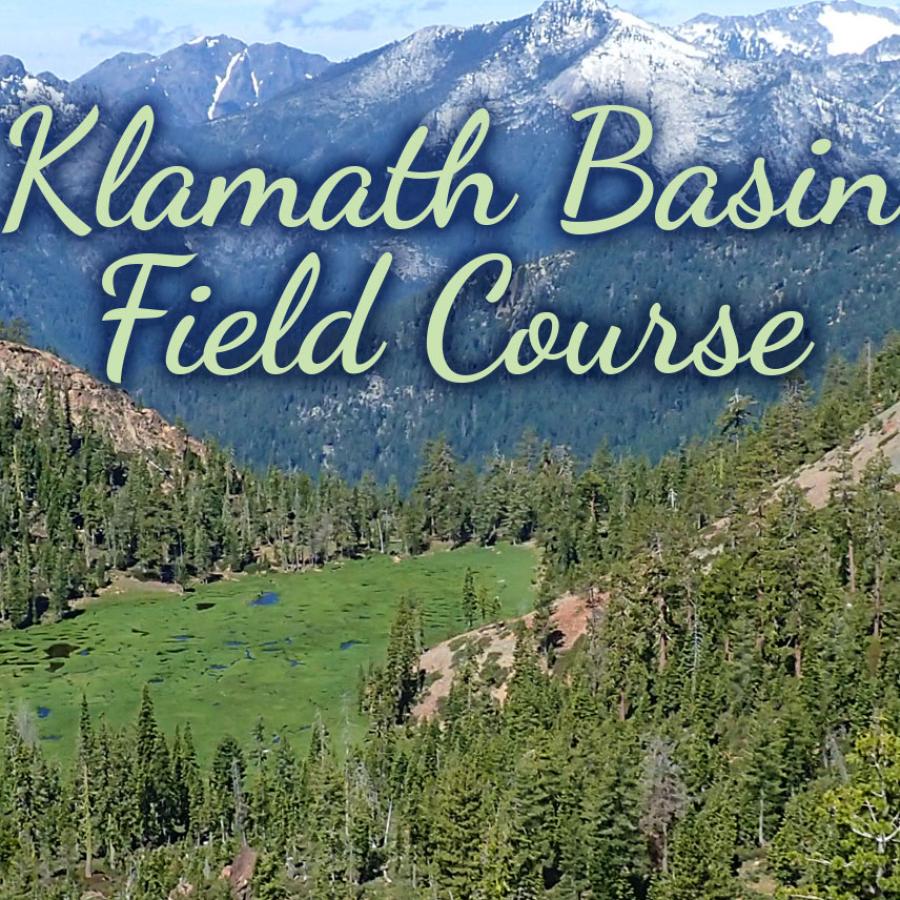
[412,593,595,719]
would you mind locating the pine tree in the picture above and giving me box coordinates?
[653,786,738,900]
[773,724,900,899]
[207,735,245,845]
[462,568,478,629]
[75,697,97,878]
[477,583,501,622]
[134,686,174,846]
[432,761,485,898]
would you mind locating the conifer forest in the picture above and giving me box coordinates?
[0,335,899,898]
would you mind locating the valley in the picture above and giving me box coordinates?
[0,325,895,897]
[0,1,899,894]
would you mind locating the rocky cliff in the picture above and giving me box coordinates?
[0,341,203,459]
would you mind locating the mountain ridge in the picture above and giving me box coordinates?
[0,0,898,481]
[676,0,900,60]
[71,36,333,125]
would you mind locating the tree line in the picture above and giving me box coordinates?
[3,333,898,630]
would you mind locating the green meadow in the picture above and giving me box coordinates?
[0,544,536,759]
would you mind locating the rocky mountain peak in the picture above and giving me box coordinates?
[0,56,26,80]
[72,35,332,125]
[676,0,900,60]
[535,0,611,16]
[527,0,615,50]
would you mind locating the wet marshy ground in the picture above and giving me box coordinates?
[0,545,536,758]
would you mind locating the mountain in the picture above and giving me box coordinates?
[71,36,332,125]
[0,55,74,121]
[675,0,900,60]
[181,0,899,250]
[185,0,726,177]
[0,0,899,480]
[0,340,201,459]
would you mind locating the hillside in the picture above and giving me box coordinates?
[413,395,900,718]
[0,340,202,460]
[0,334,896,897]
[789,397,900,507]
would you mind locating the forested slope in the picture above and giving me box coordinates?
[0,335,899,897]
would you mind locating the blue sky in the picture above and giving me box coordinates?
[8,0,802,79]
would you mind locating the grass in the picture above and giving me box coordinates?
[0,544,536,760]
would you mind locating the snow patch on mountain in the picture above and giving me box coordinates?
[675,1,900,60]
[0,58,76,123]
[208,50,246,120]
[755,27,806,53]
[818,5,900,54]
[188,36,222,48]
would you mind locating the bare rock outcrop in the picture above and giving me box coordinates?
[0,341,203,460]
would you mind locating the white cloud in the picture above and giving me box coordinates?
[266,0,448,34]
[265,0,322,30]
[80,16,195,50]
[618,0,674,22]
